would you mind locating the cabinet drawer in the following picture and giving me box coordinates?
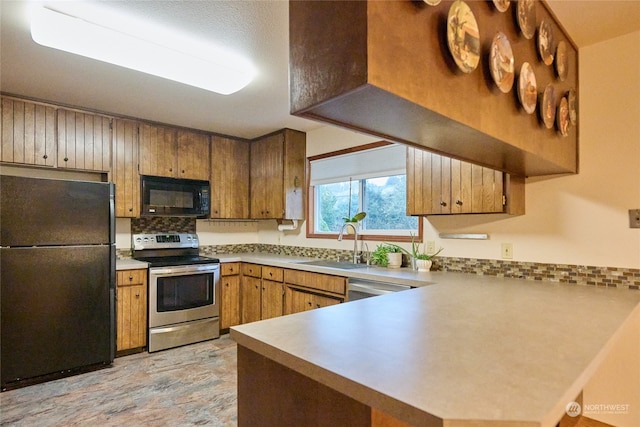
[262,266,284,282]
[221,262,240,276]
[242,263,262,278]
[117,269,147,287]
[284,269,346,295]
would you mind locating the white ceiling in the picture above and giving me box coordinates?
[1,1,639,140]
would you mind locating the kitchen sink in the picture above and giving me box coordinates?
[297,260,370,269]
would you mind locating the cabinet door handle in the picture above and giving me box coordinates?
[456,200,463,205]
[64,157,69,162]
[440,201,447,207]
[129,276,133,281]
[269,272,273,277]
[135,293,140,298]
[129,207,133,212]
[43,154,48,160]
[181,169,185,173]
[307,302,312,306]
[169,168,173,172]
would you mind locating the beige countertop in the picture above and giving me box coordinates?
[115,259,148,270]
[215,253,437,287]
[231,273,640,427]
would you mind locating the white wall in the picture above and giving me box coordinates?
[258,30,640,269]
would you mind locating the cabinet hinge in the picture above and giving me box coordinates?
[502,195,507,206]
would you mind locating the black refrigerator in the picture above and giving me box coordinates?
[1,175,115,390]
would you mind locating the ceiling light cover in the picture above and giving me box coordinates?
[30,5,256,95]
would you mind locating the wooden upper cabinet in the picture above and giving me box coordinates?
[177,130,210,181]
[139,123,176,178]
[57,109,111,172]
[139,123,210,181]
[211,136,250,219]
[250,129,306,220]
[1,97,56,167]
[112,119,140,218]
[407,147,524,215]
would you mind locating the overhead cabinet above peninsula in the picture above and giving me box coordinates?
[289,0,578,177]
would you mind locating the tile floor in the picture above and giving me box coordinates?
[0,335,237,426]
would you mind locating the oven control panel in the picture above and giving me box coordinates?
[132,233,199,250]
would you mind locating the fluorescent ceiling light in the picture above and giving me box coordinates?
[30,4,256,95]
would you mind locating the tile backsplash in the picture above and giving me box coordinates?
[118,240,640,291]
[131,217,196,234]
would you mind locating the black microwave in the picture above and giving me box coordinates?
[141,175,210,218]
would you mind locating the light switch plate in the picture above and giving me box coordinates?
[501,243,513,259]
[630,209,640,228]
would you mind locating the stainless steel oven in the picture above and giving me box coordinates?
[133,233,220,352]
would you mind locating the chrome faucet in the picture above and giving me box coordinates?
[338,223,361,264]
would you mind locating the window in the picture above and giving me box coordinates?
[308,142,420,242]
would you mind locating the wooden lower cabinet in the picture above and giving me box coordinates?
[237,264,346,324]
[116,269,147,353]
[284,286,341,314]
[240,264,285,323]
[283,269,345,315]
[241,276,262,324]
[220,263,241,330]
[261,280,284,320]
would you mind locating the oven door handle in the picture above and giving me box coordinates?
[150,264,220,275]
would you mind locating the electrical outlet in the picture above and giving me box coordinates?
[426,240,436,254]
[501,243,513,259]
[629,209,640,229]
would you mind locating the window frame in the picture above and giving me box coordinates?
[306,141,423,243]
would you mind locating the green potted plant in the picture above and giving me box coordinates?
[410,233,443,271]
[342,211,366,234]
[370,243,403,268]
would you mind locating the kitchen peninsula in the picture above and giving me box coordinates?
[231,273,640,427]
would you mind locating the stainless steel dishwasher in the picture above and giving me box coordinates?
[347,279,413,301]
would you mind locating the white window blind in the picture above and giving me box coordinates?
[309,144,406,186]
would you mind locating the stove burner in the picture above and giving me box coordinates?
[131,233,219,267]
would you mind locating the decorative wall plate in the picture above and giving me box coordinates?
[540,84,556,129]
[517,62,537,114]
[517,0,536,40]
[489,32,515,93]
[492,0,510,12]
[568,89,577,125]
[555,40,568,81]
[557,96,570,136]
[447,0,480,73]
[538,19,554,65]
